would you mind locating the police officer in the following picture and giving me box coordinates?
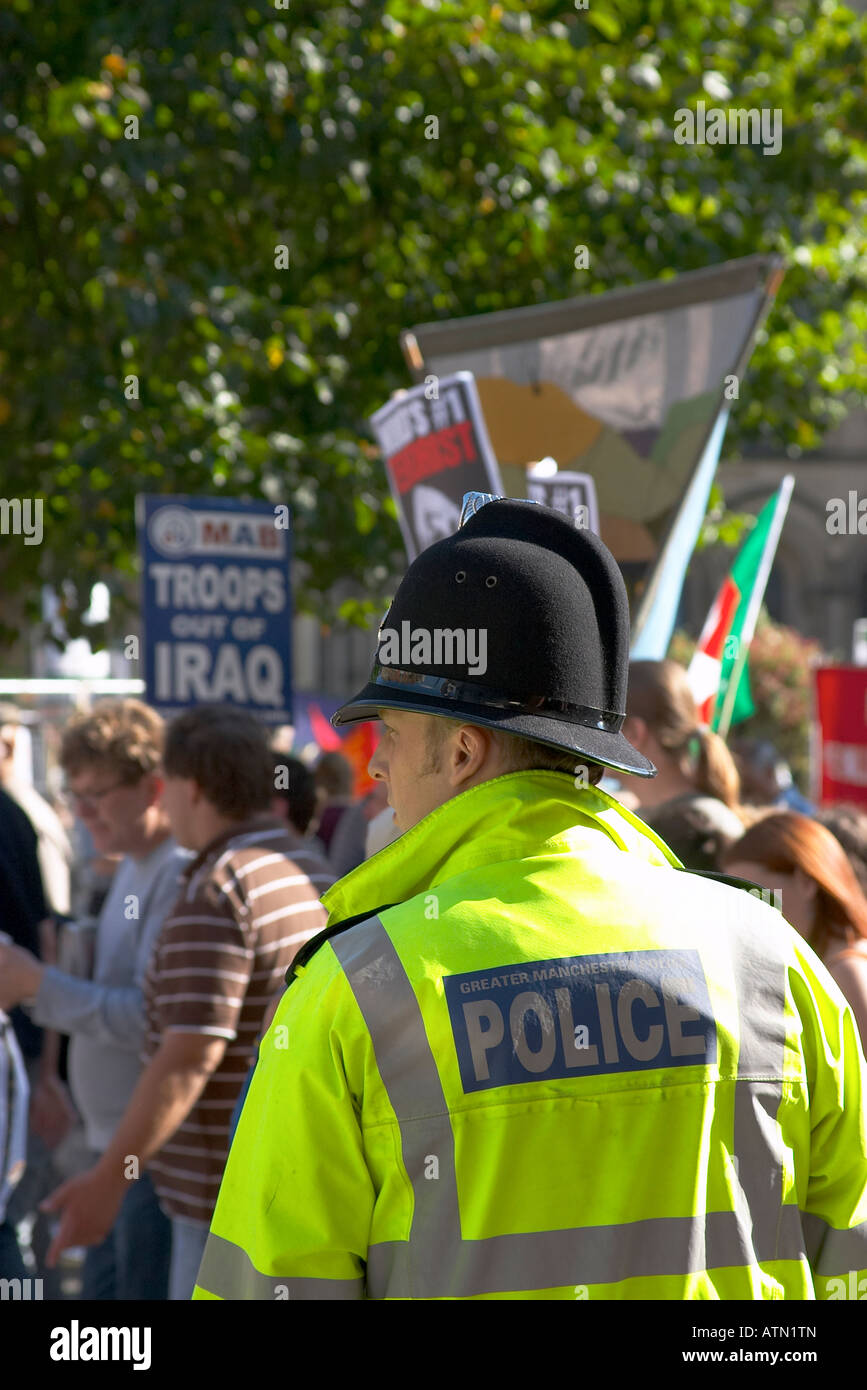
[194,498,867,1301]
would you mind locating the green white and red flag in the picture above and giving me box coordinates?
[687,476,794,734]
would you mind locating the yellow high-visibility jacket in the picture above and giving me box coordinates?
[193,772,867,1300]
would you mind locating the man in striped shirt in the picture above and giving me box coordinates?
[41,706,332,1300]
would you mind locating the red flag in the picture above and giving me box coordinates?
[686,478,794,733]
[341,723,379,797]
[308,703,342,752]
[308,703,378,795]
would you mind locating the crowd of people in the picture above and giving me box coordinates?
[0,656,865,1300]
[0,698,390,1299]
[619,660,867,1044]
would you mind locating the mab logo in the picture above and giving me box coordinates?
[444,949,717,1094]
[148,505,285,559]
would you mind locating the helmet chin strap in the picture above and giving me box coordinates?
[372,667,625,733]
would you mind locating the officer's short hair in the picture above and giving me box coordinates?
[163,705,273,820]
[423,716,604,785]
[493,731,605,785]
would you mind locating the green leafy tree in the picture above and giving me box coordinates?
[1,0,864,655]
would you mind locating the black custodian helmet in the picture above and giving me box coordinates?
[333,497,655,779]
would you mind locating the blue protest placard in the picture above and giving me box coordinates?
[136,496,292,725]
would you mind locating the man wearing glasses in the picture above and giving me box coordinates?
[0,698,188,1300]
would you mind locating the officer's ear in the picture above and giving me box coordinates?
[448,723,491,787]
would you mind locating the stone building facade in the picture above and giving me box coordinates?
[680,410,867,662]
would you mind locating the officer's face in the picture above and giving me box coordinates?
[369,708,453,832]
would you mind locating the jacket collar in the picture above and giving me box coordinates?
[321,771,682,925]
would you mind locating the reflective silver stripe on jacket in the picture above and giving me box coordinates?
[728,912,804,1269]
[333,912,808,1299]
[801,1212,867,1278]
[196,1232,364,1301]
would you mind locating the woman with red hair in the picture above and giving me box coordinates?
[723,811,867,1049]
